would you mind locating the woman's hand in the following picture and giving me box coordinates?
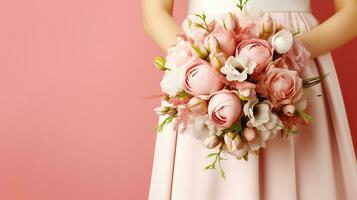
[142,0,181,52]
[300,0,357,58]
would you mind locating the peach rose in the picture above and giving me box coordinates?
[257,65,303,108]
[183,59,224,96]
[208,90,243,128]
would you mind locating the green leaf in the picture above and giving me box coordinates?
[207,153,218,158]
[222,120,243,134]
[303,73,329,88]
[297,111,314,123]
[156,115,177,133]
[153,56,167,71]
[176,91,191,99]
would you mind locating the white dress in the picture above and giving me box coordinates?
[149,0,357,200]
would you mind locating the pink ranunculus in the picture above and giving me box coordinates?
[208,90,243,128]
[211,26,237,56]
[165,38,193,69]
[284,38,311,73]
[257,65,303,108]
[183,59,224,96]
[236,38,273,71]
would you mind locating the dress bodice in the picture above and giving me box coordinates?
[188,0,311,15]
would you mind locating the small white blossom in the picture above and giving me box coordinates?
[160,67,186,96]
[220,56,256,82]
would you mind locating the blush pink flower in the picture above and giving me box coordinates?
[183,59,225,96]
[236,23,260,42]
[257,65,303,108]
[208,90,243,128]
[284,38,311,73]
[236,39,272,72]
[211,26,237,56]
[187,97,208,116]
[250,57,289,81]
[165,38,193,69]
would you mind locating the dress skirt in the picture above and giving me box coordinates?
[148,11,357,200]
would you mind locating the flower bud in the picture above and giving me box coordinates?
[238,88,251,98]
[191,43,209,59]
[154,106,170,115]
[154,57,167,71]
[223,13,237,31]
[209,51,226,69]
[263,14,274,33]
[204,135,220,149]
[224,132,244,152]
[188,97,208,116]
[271,30,293,54]
[166,109,178,116]
[283,104,296,116]
[204,35,220,53]
[243,128,257,142]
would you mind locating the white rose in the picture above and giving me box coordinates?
[160,67,186,96]
[271,30,293,54]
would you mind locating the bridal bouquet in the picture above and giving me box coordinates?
[153,2,325,178]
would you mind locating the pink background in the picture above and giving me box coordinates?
[0,1,355,199]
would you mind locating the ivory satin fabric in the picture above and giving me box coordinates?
[149,1,357,199]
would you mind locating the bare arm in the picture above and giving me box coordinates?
[300,0,357,58]
[142,0,181,52]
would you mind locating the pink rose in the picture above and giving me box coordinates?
[208,90,243,128]
[250,57,288,81]
[284,38,311,73]
[257,65,303,108]
[183,59,224,96]
[211,27,237,56]
[236,39,273,71]
[165,39,193,69]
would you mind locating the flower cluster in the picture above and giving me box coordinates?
[154,9,325,178]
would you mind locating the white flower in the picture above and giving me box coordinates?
[224,132,249,159]
[160,66,186,96]
[179,114,210,140]
[271,30,293,54]
[244,99,282,141]
[220,56,256,82]
[203,135,220,149]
